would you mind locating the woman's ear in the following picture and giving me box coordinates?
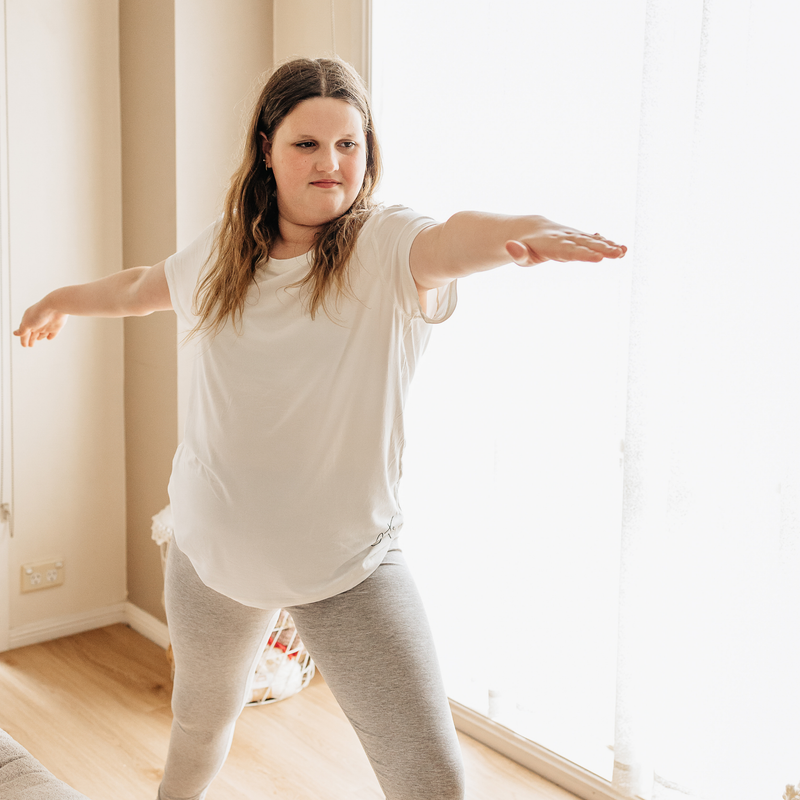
[259,132,272,168]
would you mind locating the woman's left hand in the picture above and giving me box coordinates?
[505,221,627,266]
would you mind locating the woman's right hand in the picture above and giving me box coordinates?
[13,261,172,348]
[14,302,68,347]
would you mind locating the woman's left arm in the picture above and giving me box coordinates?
[410,211,627,291]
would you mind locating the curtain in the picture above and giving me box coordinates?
[372,1,800,798]
[613,1,800,798]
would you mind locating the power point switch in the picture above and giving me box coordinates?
[21,559,65,593]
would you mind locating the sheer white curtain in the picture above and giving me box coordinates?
[372,1,800,799]
[373,0,640,782]
[614,1,800,798]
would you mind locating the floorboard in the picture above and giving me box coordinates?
[0,624,577,800]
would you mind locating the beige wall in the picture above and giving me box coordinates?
[175,0,274,248]
[119,0,179,624]
[6,0,127,628]
[127,0,368,622]
[2,0,368,641]
[174,0,274,440]
[274,0,371,84]
[121,0,274,624]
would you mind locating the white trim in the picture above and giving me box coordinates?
[0,0,10,655]
[124,601,170,649]
[361,0,372,91]
[271,1,277,68]
[6,602,169,651]
[450,701,630,800]
[9,603,127,649]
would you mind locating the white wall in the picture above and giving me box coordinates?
[6,0,127,632]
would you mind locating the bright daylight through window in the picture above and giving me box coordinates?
[372,2,800,799]
[372,0,640,783]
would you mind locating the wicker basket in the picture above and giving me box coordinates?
[247,609,315,705]
[151,505,315,705]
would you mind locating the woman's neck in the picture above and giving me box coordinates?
[270,219,318,259]
[269,239,312,259]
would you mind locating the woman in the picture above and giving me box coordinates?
[15,58,625,800]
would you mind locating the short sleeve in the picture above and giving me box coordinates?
[364,205,458,324]
[164,221,220,330]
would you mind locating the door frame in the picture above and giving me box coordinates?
[0,0,12,653]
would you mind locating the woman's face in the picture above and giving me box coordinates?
[262,97,368,242]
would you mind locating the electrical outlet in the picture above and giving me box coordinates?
[21,559,65,593]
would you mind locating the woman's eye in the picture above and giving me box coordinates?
[296,141,315,149]
[339,141,356,149]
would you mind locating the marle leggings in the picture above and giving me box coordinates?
[158,540,465,800]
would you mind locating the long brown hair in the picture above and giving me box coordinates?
[192,58,382,336]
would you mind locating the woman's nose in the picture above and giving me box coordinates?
[315,146,338,173]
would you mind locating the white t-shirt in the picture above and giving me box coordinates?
[165,205,457,608]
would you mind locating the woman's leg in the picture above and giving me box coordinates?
[159,541,279,800]
[288,547,466,800]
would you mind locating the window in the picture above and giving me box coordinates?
[372,0,641,783]
[372,2,800,798]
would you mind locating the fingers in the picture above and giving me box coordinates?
[575,249,605,263]
[14,327,37,348]
[13,321,36,347]
[506,233,627,267]
[14,325,53,347]
[14,306,67,347]
[547,230,627,262]
[589,232,627,258]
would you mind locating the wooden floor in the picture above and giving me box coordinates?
[0,624,577,800]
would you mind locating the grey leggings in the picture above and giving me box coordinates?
[158,541,465,800]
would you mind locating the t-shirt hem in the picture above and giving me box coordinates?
[174,534,397,610]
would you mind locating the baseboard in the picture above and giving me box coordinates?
[123,601,170,649]
[8,603,128,650]
[450,700,630,800]
[6,601,169,652]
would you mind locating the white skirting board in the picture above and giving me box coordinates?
[7,602,169,651]
[123,602,170,649]
[449,700,630,800]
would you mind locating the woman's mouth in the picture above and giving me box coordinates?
[310,180,340,188]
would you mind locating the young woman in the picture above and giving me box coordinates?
[15,58,625,800]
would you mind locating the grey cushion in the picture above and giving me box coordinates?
[0,729,89,799]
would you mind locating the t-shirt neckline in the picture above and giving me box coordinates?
[259,251,312,277]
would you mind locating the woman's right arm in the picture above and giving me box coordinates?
[14,261,172,347]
